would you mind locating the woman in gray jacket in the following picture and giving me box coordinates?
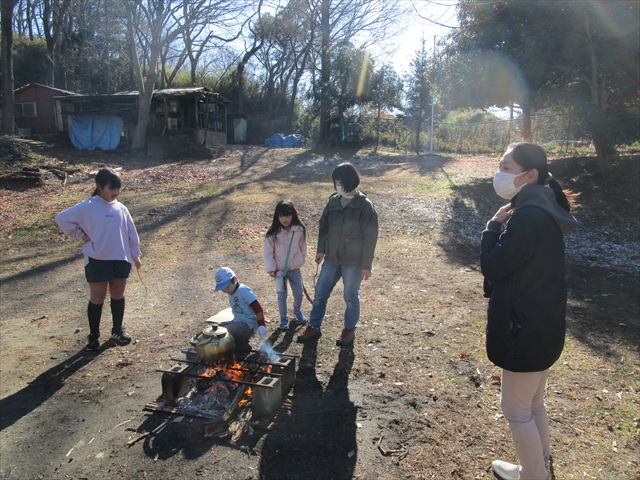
[481,143,577,480]
[297,162,378,346]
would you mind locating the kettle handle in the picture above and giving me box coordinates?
[190,331,203,346]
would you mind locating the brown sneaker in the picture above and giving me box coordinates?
[297,325,321,342]
[336,328,355,346]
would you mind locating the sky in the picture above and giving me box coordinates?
[381,0,460,75]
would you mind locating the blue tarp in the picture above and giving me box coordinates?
[264,133,303,148]
[70,115,123,151]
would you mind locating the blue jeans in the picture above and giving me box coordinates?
[309,261,362,330]
[277,269,304,319]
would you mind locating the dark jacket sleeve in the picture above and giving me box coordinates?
[360,201,378,270]
[481,214,537,282]
[316,203,330,255]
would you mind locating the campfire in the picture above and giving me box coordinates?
[146,337,296,442]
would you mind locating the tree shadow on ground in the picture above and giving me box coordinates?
[256,341,357,479]
[227,148,456,187]
[14,147,455,284]
[0,346,113,432]
[436,175,501,268]
[564,264,639,358]
[0,253,83,285]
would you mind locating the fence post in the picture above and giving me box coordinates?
[564,114,571,153]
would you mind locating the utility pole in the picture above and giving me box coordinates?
[430,35,438,155]
[429,102,435,155]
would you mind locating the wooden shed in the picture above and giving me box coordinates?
[55,87,231,147]
[13,83,77,135]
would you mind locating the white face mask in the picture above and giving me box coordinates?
[493,170,528,199]
[336,185,345,196]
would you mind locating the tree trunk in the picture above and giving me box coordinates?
[521,100,532,142]
[584,15,612,172]
[42,0,70,87]
[414,116,422,155]
[1,0,18,135]
[589,115,613,174]
[27,0,35,40]
[286,40,312,132]
[131,39,160,150]
[235,39,263,113]
[375,105,381,150]
[317,0,330,146]
[127,5,158,151]
[132,68,158,150]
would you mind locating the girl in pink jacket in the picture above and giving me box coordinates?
[263,201,308,330]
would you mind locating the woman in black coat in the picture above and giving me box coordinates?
[481,143,577,480]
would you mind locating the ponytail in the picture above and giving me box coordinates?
[510,143,572,212]
[546,173,571,212]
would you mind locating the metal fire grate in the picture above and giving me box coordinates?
[146,351,296,429]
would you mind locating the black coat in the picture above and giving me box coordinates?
[481,186,577,372]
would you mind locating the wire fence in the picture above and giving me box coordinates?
[361,113,596,154]
[437,113,593,154]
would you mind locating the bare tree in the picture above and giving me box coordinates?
[1,0,19,135]
[125,0,260,149]
[255,1,314,128]
[182,0,255,87]
[41,0,71,86]
[125,0,183,149]
[307,0,407,144]
[235,29,263,112]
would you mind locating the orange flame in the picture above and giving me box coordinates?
[200,355,276,408]
[238,387,252,407]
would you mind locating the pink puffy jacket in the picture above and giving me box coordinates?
[263,225,307,273]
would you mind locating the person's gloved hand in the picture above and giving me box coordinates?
[258,325,268,338]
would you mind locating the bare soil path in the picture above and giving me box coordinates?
[0,141,638,479]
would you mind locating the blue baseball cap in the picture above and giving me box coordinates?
[214,267,235,291]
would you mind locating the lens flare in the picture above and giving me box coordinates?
[356,52,371,98]
[458,50,529,108]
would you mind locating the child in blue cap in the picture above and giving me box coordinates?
[214,267,267,344]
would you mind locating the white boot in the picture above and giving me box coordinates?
[491,460,520,480]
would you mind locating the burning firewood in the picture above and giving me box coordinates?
[230,409,253,445]
[203,420,229,438]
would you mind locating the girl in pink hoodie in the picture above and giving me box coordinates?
[55,168,141,351]
[263,200,308,330]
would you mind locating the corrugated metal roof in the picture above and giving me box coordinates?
[54,87,230,103]
[15,83,78,96]
[155,87,210,95]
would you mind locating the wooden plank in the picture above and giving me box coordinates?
[205,308,234,324]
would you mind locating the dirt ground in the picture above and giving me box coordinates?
[0,139,638,480]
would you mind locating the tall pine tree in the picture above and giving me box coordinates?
[404,39,431,155]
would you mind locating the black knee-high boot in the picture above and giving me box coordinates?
[87,301,103,340]
[110,297,125,334]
